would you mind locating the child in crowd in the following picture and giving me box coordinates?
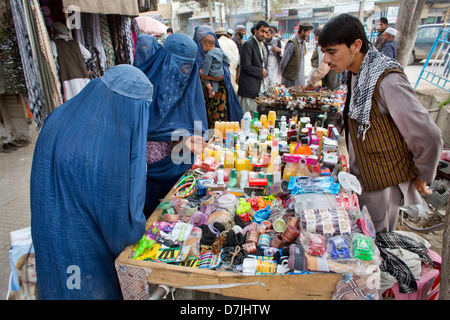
[201,34,230,98]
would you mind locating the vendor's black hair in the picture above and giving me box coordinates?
[380,17,388,25]
[255,20,270,31]
[318,13,369,54]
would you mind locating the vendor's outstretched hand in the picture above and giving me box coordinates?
[413,177,433,195]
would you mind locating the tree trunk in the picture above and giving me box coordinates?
[395,0,426,66]
[207,0,214,26]
[440,197,450,300]
[358,0,366,22]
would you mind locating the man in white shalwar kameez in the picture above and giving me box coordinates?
[264,26,285,91]
[215,28,239,92]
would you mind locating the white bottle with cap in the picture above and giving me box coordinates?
[243,112,251,133]
[216,169,225,185]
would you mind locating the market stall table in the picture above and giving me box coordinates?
[115,183,341,300]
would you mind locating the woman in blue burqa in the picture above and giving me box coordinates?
[30,65,152,299]
[133,34,160,68]
[138,33,210,218]
[193,25,243,128]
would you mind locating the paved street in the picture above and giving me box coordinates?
[0,57,445,300]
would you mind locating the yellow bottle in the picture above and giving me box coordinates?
[289,136,298,154]
[224,150,235,168]
[260,114,268,129]
[267,139,279,174]
[268,111,276,128]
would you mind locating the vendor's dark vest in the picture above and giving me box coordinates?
[282,35,302,82]
[54,38,89,82]
[344,68,418,192]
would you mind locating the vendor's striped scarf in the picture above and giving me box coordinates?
[341,45,403,140]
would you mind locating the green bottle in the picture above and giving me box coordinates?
[266,172,274,187]
[229,169,238,189]
[250,111,259,133]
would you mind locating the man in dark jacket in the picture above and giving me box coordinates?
[374,17,388,51]
[237,21,269,114]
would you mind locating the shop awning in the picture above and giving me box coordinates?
[62,0,139,17]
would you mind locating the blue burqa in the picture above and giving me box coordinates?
[133,34,160,68]
[193,25,243,122]
[30,65,153,299]
[138,33,209,216]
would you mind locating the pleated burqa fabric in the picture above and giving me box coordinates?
[30,65,152,299]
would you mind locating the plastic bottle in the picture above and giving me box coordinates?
[229,169,238,188]
[268,110,276,128]
[250,111,259,133]
[252,142,259,161]
[295,158,312,177]
[267,139,279,174]
[260,114,268,129]
[266,172,274,187]
[274,155,282,184]
[305,124,313,146]
[240,170,249,188]
[260,129,268,143]
[291,110,298,124]
[287,123,297,139]
[253,121,262,136]
[296,137,312,155]
[242,112,251,133]
[217,169,225,184]
[280,120,287,135]
[283,162,297,181]
[289,136,297,154]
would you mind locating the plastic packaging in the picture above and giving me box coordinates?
[302,232,327,257]
[289,176,340,195]
[327,235,352,260]
[338,171,362,195]
[294,193,336,213]
[185,227,202,256]
[206,210,232,225]
[242,258,277,275]
[352,233,374,261]
[356,205,377,239]
[217,193,237,213]
[300,207,353,236]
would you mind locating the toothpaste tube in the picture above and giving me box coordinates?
[283,153,318,165]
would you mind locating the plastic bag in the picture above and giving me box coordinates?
[289,176,340,195]
[327,235,352,260]
[301,232,327,257]
[300,207,354,236]
[7,227,37,300]
[352,233,374,261]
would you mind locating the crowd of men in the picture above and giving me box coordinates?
[214,17,398,114]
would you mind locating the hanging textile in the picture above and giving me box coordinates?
[91,14,107,76]
[61,0,139,17]
[30,0,63,108]
[108,15,134,66]
[130,18,141,55]
[80,12,101,78]
[9,0,47,129]
[121,16,135,65]
[23,0,59,114]
[0,1,26,94]
[99,14,115,72]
